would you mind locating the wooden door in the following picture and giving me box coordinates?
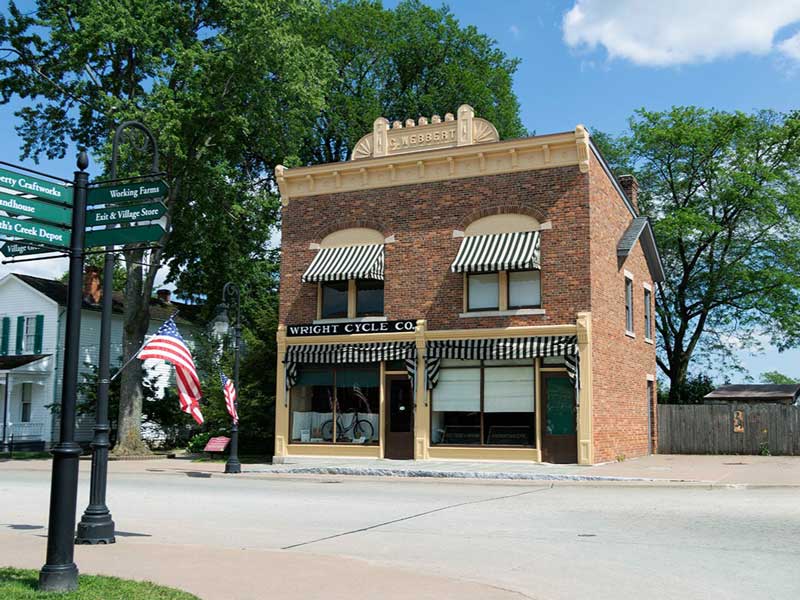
[384,375,414,459]
[541,373,577,463]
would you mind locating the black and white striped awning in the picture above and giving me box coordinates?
[451,231,540,273]
[284,341,416,389]
[425,335,579,396]
[302,244,384,283]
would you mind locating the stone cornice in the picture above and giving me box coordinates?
[276,126,591,206]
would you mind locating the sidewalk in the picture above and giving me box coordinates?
[4,453,799,486]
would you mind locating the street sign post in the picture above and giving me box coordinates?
[0,191,72,226]
[86,201,166,227]
[0,215,70,247]
[87,179,168,205]
[0,166,72,204]
[84,223,165,247]
[0,241,58,257]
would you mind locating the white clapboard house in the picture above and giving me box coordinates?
[0,270,201,450]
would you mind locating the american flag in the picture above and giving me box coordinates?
[138,316,204,425]
[220,371,239,424]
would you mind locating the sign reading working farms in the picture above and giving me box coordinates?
[84,223,165,247]
[86,201,166,227]
[0,215,70,247]
[0,241,54,257]
[0,191,72,226]
[0,167,72,204]
[88,179,168,205]
[286,319,417,337]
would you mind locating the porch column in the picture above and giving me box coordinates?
[576,312,593,464]
[413,319,428,459]
[274,325,288,461]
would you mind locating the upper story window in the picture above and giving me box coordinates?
[454,214,542,314]
[304,228,386,320]
[22,316,36,352]
[644,285,653,342]
[625,275,634,335]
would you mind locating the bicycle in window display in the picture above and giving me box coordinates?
[321,385,375,443]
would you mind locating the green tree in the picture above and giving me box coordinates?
[760,371,799,385]
[595,108,800,402]
[301,0,526,163]
[0,0,333,453]
[656,372,717,405]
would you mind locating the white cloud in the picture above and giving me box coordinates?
[563,0,800,66]
[778,30,800,60]
[509,24,521,38]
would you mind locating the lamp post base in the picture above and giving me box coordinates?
[224,459,241,474]
[75,512,116,545]
[39,562,79,592]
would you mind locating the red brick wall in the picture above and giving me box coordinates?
[588,154,657,463]
[280,167,592,329]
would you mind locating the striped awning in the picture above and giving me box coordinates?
[284,341,416,390]
[425,335,579,398]
[451,231,540,273]
[302,244,384,283]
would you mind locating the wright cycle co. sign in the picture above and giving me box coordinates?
[286,319,417,337]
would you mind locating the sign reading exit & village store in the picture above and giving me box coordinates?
[86,201,166,226]
[286,319,417,337]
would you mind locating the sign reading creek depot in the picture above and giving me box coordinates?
[286,319,417,337]
[0,167,72,204]
[0,215,69,247]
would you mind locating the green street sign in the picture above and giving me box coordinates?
[85,224,166,247]
[0,167,72,204]
[86,201,166,227]
[88,179,168,205]
[0,191,72,226]
[0,241,55,257]
[0,215,70,248]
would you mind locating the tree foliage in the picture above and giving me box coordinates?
[595,107,800,401]
[759,371,799,385]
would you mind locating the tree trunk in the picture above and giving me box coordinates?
[666,355,689,404]
[113,248,152,455]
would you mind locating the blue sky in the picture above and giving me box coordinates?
[1,0,800,381]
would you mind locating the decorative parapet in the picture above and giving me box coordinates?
[352,104,498,161]
[275,119,592,205]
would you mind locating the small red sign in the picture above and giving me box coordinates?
[203,436,230,452]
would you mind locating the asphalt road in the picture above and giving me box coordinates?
[1,468,798,599]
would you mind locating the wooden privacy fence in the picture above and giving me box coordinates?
[658,404,800,455]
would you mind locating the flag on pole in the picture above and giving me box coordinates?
[220,371,239,424]
[138,316,204,425]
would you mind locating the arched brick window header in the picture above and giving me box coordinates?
[458,204,547,232]
[311,219,390,244]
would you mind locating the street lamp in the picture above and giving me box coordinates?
[211,282,241,474]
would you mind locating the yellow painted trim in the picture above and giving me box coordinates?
[414,319,429,459]
[347,280,356,319]
[274,325,288,458]
[286,444,381,458]
[285,331,416,345]
[425,324,577,340]
[379,361,386,458]
[276,131,582,204]
[499,271,509,311]
[316,282,322,320]
[576,311,594,465]
[428,446,540,462]
[535,357,542,453]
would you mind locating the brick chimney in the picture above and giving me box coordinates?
[617,174,639,212]
[83,266,102,305]
[156,289,172,304]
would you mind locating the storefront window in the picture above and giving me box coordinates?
[290,364,379,445]
[321,281,348,318]
[432,359,534,446]
[467,273,499,311]
[356,280,384,317]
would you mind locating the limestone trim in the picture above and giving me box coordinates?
[576,311,593,465]
[276,129,583,205]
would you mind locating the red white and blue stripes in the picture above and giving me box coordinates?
[221,371,239,424]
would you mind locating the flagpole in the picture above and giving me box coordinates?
[223,282,242,474]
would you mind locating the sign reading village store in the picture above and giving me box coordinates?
[287,319,417,337]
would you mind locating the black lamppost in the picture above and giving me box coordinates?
[76,121,159,545]
[38,151,89,592]
[212,282,241,474]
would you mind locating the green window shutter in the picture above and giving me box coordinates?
[34,314,44,354]
[0,317,9,356]
[15,316,24,354]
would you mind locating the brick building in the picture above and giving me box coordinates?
[274,105,664,464]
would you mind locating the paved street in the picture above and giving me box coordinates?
[1,461,798,599]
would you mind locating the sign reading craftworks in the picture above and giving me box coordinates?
[287,319,417,337]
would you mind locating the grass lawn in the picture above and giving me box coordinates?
[0,568,198,599]
[0,452,52,460]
